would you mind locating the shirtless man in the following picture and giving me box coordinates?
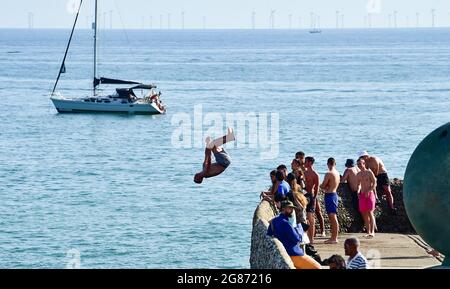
[277,164,288,180]
[303,157,322,244]
[320,158,341,244]
[356,158,377,238]
[291,159,305,190]
[295,151,306,167]
[260,170,277,202]
[341,159,362,225]
[302,153,325,238]
[194,128,236,184]
[359,151,395,212]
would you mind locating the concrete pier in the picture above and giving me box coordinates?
[250,199,444,269]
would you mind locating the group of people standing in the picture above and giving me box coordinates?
[342,151,397,238]
[263,150,396,269]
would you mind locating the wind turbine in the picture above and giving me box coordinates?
[431,9,436,28]
[181,11,185,29]
[252,11,256,29]
[336,11,340,29]
[103,12,107,30]
[394,11,398,28]
[270,10,276,29]
[109,10,113,29]
[168,13,171,29]
[28,12,34,29]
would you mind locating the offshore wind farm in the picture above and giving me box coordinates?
[8,0,450,30]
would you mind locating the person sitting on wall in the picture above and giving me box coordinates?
[260,170,278,203]
[275,170,290,200]
[267,200,322,270]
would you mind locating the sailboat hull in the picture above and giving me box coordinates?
[51,97,165,115]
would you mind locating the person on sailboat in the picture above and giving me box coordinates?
[194,128,236,184]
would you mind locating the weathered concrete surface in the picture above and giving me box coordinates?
[314,233,442,269]
[250,200,295,269]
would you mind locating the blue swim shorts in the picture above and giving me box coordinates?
[214,149,231,168]
[325,193,339,215]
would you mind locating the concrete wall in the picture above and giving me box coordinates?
[250,200,295,269]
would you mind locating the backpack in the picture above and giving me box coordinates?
[305,244,322,264]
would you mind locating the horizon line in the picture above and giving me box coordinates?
[1,26,449,30]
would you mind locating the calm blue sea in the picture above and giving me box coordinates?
[0,28,449,268]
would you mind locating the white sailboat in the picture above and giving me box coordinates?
[51,0,166,115]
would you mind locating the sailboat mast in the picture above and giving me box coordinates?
[93,0,98,95]
[51,0,83,95]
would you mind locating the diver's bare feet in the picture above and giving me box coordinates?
[227,127,236,142]
[205,136,214,149]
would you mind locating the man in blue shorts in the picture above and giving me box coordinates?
[320,158,341,244]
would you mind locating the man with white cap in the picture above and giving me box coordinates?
[358,151,396,213]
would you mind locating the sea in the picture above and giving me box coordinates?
[0,28,449,268]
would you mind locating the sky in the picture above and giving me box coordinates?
[2,0,450,29]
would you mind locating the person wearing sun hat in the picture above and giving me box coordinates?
[341,158,363,228]
[267,200,322,269]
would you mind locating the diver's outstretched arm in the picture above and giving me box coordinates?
[203,147,212,173]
